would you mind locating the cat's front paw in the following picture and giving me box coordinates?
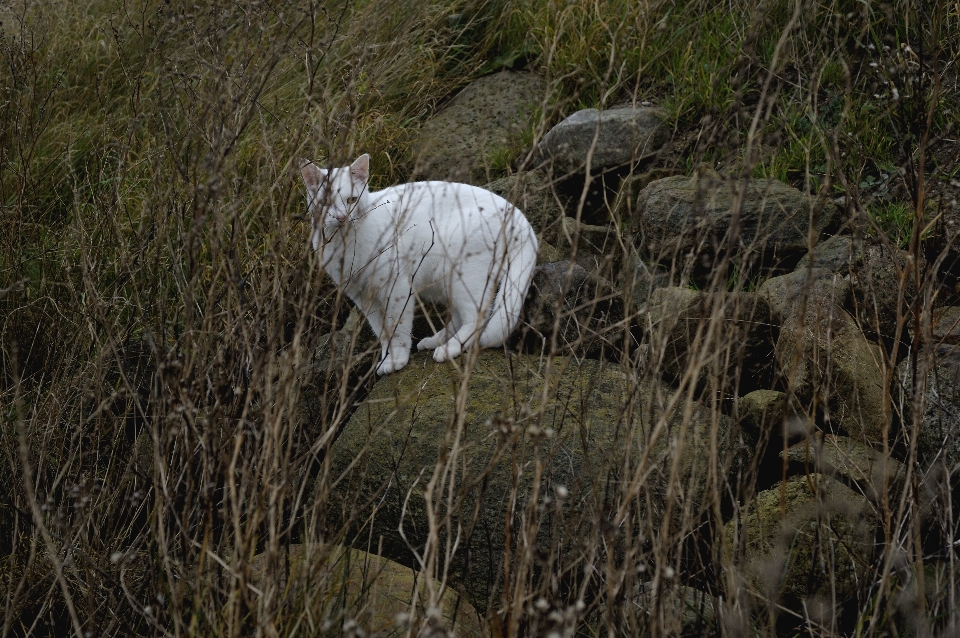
[376,352,410,375]
[432,341,463,363]
[416,336,440,351]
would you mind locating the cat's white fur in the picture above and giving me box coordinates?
[300,154,538,375]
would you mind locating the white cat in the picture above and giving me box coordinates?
[300,154,538,375]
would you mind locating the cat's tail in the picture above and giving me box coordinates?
[478,213,538,349]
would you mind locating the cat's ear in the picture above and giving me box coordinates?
[299,159,325,192]
[349,154,370,183]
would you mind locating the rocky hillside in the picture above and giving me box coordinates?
[1,1,958,636]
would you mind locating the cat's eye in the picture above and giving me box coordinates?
[346,196,358,205]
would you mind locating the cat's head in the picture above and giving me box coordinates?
[299,154,370,228]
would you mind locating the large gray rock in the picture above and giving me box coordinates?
[412,71,544,184]
[737,389,809,440]
[758,268,850,326]
[927,306,960,345]
[618,250,675,311]
[725,474,878,618]
[897,344,960,481]
[323,351,743,609]
[537,107,669,176]
[775,294,887,443]
[849,241,920,343]
[632,177,840,281]
[299,311,378,441]
[780,433,904,502]
[250,545,486,637]
[795,235,864,275]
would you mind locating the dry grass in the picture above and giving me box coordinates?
[2,0,959,636]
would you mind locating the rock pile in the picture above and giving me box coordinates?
[301,70,955,633]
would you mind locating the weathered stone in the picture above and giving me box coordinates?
[552,216,622,276]
[757,268,850,326]
[897,344,960,478]
[324,351,742,608]
[537,107,669,176]
[535,236,564,265]
[725,474,878,614]
[250,544,486,637]
[618,250,675,311]
[850,241,920,343]
[737,389,812,441]
[776,297,888,443]
[413,71,544,184]
[633,176,840,281]
[557,216,614,256]
[643,287,775,394]
[795,235,864,275]
[922,196,960,286]
[928,306,960,345]
[781,433,905,501]
[611,168,684,224]
[520,261,624,357]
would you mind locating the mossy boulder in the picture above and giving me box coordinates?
[322,351,744,609]
[631,176,840,281]
[725,474,878,617]
[897,344,960,485]
[250,544,486,637]
[795,235,864,275]
[849,241,920,344]
[775,296,887,443]
[618,250,675,311]
[412,71,544,184]
[924,305,960,345]
[757,268,850,326]
[780,433,904,502]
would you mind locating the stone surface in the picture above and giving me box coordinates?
[612,168,685,223]
[737,389,807,440]
[795,235,863,275]
[250,544,486,637]
[633,176,840,281]
[725,474,878,614]
[519,261,624,357]
[618,250,675,311]
[897,344,960,479]
[775,296,887,443]
[323,351,742,608]
[929,306,960,345]
[537,107,669,176]
[922,197,960,286]
[757,268,850,326]
[535,237,564,265]
[849,241,920,343]
[781,433,904,502]
[551,216,622,276]
[642,287,775,394]
[413,71,544,184]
